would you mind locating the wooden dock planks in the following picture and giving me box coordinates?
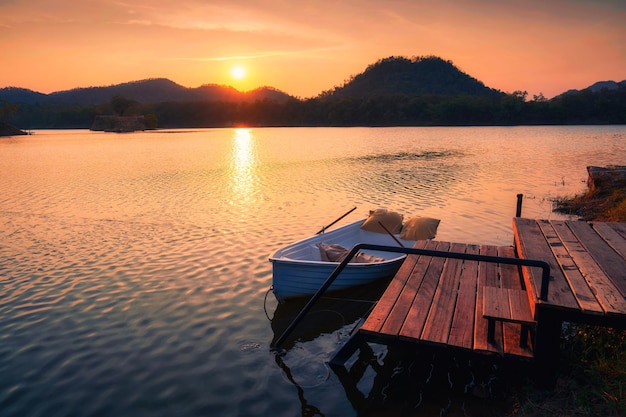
[567,220,626,298]
[360,240,529,357]
[513,218,579,310]
[360,240,427,335]
[419,242,467,345]
[540,220,605,315]
[396,241,450,340]
[448,244,479,350]
[473,245,501,354]
[334,218,626,370]
[515,218,626,316]
[550,220,624,315]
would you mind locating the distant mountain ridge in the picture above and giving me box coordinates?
[1,79,294,105]
[557,80,626,98]
[1,55,624,106]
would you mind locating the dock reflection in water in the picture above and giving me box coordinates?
[269,280,530,416]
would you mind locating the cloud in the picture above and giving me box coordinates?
[1,0,624,97]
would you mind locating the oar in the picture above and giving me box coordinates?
[316,206,357,234]
[377,221,405,247]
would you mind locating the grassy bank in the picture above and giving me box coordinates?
[554,179,626,222]
[511,182,626,416]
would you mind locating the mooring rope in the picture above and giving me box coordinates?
[264,285,274,321]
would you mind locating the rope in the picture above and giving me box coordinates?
[264,285,274,321]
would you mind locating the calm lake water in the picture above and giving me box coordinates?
[1,126,625,416]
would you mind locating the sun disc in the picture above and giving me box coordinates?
[231,66,246,80]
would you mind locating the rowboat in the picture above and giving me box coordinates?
[269,210,440,302]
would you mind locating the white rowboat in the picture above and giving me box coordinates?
[269,219,418,302]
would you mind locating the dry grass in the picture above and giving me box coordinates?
[554,182,626,222]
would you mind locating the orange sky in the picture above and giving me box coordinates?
[2,0,625,99]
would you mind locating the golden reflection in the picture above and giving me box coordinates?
[229,128,258,204]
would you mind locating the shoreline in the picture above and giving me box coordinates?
[555,165,626,222]
[0,121,27,137]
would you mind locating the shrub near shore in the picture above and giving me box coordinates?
[555,166,626,222]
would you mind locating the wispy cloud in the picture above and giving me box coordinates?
[1,0,624,97]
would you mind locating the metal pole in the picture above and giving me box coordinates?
[516,193,523,217]
[272,246,361,351]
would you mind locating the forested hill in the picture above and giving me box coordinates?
[1,79,294,105]
[322,56,504,99]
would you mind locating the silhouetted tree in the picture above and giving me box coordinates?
[0,100,18,121]
[110,95,137,116]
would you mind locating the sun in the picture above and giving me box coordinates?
[231,65,246,80]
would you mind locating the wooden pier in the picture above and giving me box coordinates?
[329,218,626,383]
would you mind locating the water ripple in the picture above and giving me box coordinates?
[1,126,625,416]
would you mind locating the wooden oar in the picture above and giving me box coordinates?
[316,206,357,234]
[377,221,405,247]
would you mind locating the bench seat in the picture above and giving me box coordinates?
[483,286,536,347]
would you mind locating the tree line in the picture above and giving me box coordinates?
[4,87,626,129]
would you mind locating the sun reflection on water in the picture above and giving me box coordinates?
[229,128,258,205]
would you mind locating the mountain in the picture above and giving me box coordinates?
[587,80,625,93]
[0,87,47,104]
[555,80,626,98]
[0,78,295,105]
[322,56,504,99]
[3,56,622,106]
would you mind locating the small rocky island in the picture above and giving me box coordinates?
[90,115,146,133]
[0,121,28,137]
[89,95,153,133]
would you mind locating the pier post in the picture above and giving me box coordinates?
[533,309,561,388]
[516,194,523,217]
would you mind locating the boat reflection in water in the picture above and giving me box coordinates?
[269,278,390,349]
[269,280,526,416]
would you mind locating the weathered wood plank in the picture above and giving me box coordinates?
[542,221,604,315]
[483,286,512,320]
[448,244,480,350]
[474,245,503,355]
[483,287,534,324]
[513,218,579,310]
[421,243,467,345]
[399,242,451,340]
[483,286,535,358]
[608,222,626,240]
[508,289,535,324]
[553,221,626,315]
[503,322,534,358]
[593,222,626,262]
[499,246,522,290]
[481,245,499,287]
[567,220,626,299]
[498,245,536,357]
[377,240,437,336]
[360,241,424,334]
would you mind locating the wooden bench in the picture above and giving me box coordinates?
[483,286,536,347]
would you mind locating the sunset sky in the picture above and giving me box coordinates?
[2,0,625,99]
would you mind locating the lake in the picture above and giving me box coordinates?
[1,126,625,416]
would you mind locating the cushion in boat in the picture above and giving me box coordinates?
[317,243,385,263]
[400,216,440,240]
[360,208,403,234]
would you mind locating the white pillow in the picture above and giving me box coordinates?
[400,216,440,240]
[360,208,403,234]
